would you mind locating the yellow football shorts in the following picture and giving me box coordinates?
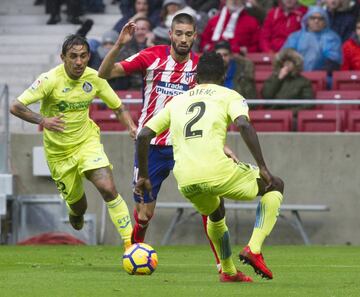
[47,135,112,205]
[179,162,260,215]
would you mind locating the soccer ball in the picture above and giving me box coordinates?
[122,243,158,275]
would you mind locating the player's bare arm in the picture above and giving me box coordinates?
[10,99,65,132]
[98,21,136,79]
[234,115,275,187]
[112,106,137,139]
[134,127,156,198]
[223,144,239,163]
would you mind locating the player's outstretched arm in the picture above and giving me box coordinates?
[10,99,65,132]
[98,21,136,79]
[235,115,274,187]
[112,106,137,139]
[134,127,156,199]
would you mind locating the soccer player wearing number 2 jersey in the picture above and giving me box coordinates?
[99,13,237,270]
[135,52,285,282]
[10,35,136,249]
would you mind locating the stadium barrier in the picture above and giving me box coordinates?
[93,98,360,132]
[156,202,329,246]
[0,84,12,243]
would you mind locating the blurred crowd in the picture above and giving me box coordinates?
[37,0,360,106]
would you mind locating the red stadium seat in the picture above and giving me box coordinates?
[315,90,360,110]
[347,110,360,132]
[297,110,345,132]
[248,110,293,132]
[247,53,275,72]
[116,90,143,113]
[254,71,272,98]
[116,90,143,100]
[90,109,127,131]
[302,71,327,93]
[332,71,360,90]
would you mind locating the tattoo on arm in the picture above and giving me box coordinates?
[10,100,43,125]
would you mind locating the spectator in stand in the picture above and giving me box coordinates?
[200,0,261,54]
[83,0,105,13]
[187,0,220,12]
[116,0,162,30]
[118,17,155,89]
[152,0,197,45]
[244,0,268,23]
[214,41,257,98]
[282,6,342,73]
[260,0,308,53]
[114,0,152,33]
[89,30,132,90]
[342,17,360,70]
[262,48,314,110]
[46,0,82,25]
[323,0,356,42]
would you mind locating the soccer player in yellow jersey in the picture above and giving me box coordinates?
[134,52,284,282]
[10,35,136,249]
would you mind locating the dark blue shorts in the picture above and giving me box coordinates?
[133,145,174,203]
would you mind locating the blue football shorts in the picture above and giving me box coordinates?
[133,145,175,203]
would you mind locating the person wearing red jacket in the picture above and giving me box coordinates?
[342,17,360,70]
[259,0,307,53]
[200,0,260,54]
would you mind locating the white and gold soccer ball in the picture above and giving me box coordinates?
[123,243,158,275]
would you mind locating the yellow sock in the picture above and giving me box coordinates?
[207,217,237,275]
[249,191,283,253]
[106,194,133,248]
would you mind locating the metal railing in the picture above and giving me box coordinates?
[0,84,10,174]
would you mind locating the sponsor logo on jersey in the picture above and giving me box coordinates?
[155,81,189,96]
[56,100,91,112]
[30,79,41,90]
[62,87,71,93]
[82,81,93,93]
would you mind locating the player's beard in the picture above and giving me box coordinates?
[172,40,193,57]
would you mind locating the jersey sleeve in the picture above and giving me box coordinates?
[227,91,250,121]
[119,47,152,75]
[96,77,122,110]
[145,105,171,135]
[17,73,52,106]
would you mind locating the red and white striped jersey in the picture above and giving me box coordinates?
[120,45,199,146]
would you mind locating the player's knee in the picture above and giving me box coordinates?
[98,183,118,202]
[272,176,284,194]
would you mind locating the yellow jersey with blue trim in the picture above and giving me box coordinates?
[145,83,249,187]
[17,64,122,161]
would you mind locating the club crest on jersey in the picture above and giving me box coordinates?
[185,71,195,82]
[82,81,93,93]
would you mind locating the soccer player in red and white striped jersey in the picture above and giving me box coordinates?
[99,13,235,271]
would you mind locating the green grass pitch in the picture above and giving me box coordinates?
[0,245,359,297]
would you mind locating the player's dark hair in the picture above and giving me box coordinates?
[171,13,196,31]
[197,52,225,84]
[62,34,90,55]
